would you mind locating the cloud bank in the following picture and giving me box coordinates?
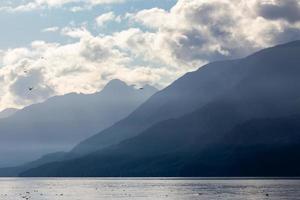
[0,0,300,111]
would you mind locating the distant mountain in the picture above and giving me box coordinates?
[0,79,157,167]
[71,59,244,156]
[0,152,66,177]
[21,41,300,177]
[0,108,18,119]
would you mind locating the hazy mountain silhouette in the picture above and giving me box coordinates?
[20,41,300,177]
[0,152,66,176]
[0,108,18,119]
[0,79,157,167]
[72,59,245,156]
[21,115,300,177]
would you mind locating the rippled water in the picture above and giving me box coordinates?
[0,178,299,200]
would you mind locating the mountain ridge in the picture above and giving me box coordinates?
[20,40,300,177]
[0,79,157,167]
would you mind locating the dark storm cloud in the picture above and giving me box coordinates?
[257,0,300,23]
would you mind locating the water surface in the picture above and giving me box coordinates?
[0,178,299,200]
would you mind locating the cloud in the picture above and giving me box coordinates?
[61,26,92,39]
[256,0,300,23]
[0,2,39,12]
[0,0,125,12]
[88,0,125,6]
[95,12,121,27]
[9,69,55,105]
[126,0,300,66]
[0,27,171,111]
[42,26,60,33]
[1,0,300,111]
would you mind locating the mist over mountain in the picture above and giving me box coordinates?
[0,152,66,177]
[0,79,157,167]
[72,59,244,156]
[20,41,300,177]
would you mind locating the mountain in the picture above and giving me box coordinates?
[0,79,157,167]
[20,40,300,177]
[0,108,18,119]
[71,59,244,156]
[0,152,66,177]
[21,115,300,177]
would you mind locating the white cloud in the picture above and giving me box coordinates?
[1,0,300,111]
[61,26,92,39]
[88,0,125,6]
[95,12,121,27]
[0,2,39,12]
[0,0,126,12]
[0,27,171,111]
[42,26,60,33]
[126,0,300,67]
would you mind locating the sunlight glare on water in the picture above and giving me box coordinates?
[0,178,299,200]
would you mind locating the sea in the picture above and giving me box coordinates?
[0,178,299,200]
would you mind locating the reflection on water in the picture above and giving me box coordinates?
[0,178,299,200]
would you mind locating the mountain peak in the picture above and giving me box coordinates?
[101,79,158,95]
[142,84,158,93]
[102,79,129,92]
[102,79,130,92]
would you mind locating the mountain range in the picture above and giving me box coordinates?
[0,80,157,167]
[1,40,300,177]
[71,59,242,156]
[19,41,300,177]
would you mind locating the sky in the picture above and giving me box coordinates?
[0,0,300,111]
